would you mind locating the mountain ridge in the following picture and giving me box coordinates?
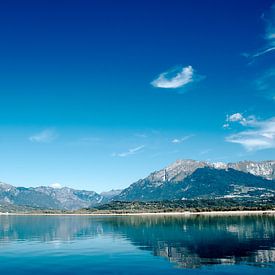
[0,159,274,210]
[115,160,275,201]
[145,159,275,183]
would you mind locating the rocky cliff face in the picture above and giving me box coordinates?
[147,160,207,183]
[227,161,275,180]
[148,160,275,183]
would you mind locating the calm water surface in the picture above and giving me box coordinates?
[0,214,274,274]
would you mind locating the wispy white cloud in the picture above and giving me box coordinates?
[224,113,275,151]
[171,135,194,144]
[134,133,148,138]
[251,47,275,58]
[264,4,275,46]
[171,138,183,144]
[112,145,145,157]
[245,3,275,58]
[255,68,275,101]
[243,4,275,102]
[151,65,203,89]
[29,129,58,143]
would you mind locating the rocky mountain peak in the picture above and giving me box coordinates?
[0,182,15,191]
[227,160,275,180]
[146,159,275,183]
[148,159,208,183]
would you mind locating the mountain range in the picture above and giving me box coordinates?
[117,160,275,201]
[0,160,274,211]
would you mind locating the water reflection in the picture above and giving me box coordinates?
[0,214,274,269]
[108,215,275,268]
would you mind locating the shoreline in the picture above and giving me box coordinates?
[0,210,275,216]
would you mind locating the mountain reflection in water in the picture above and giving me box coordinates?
[0,214,274,270]
[109,215,275,268]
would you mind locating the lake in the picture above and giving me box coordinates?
[0,214,274,274]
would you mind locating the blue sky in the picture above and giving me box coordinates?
[0,0,274,192]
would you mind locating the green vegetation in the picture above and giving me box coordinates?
[1,197,274,214]
[82,196,275,214]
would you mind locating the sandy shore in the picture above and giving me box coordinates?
[0,210,275,216]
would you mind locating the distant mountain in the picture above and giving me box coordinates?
[33,186,103,210]
[100,189,122,203]
[116,160,275,201]
[0,159,274,211]
[0,183,106,210]
[100,189,122,197]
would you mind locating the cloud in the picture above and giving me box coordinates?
[225,113,257,126]
[112,145,145,157]
[226,113,244,122]
[243,4,275,101]
[50,182,62,189]
[171,138,182,144]
[224,113,275,151]
[251,47,275,58]
[255,68,275,100]
[264,4,275,46]
[29,129,58,143]
[171,135,193,144]
[134,133,147,138]
[151,65,203,89]
[246,3,275,58]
